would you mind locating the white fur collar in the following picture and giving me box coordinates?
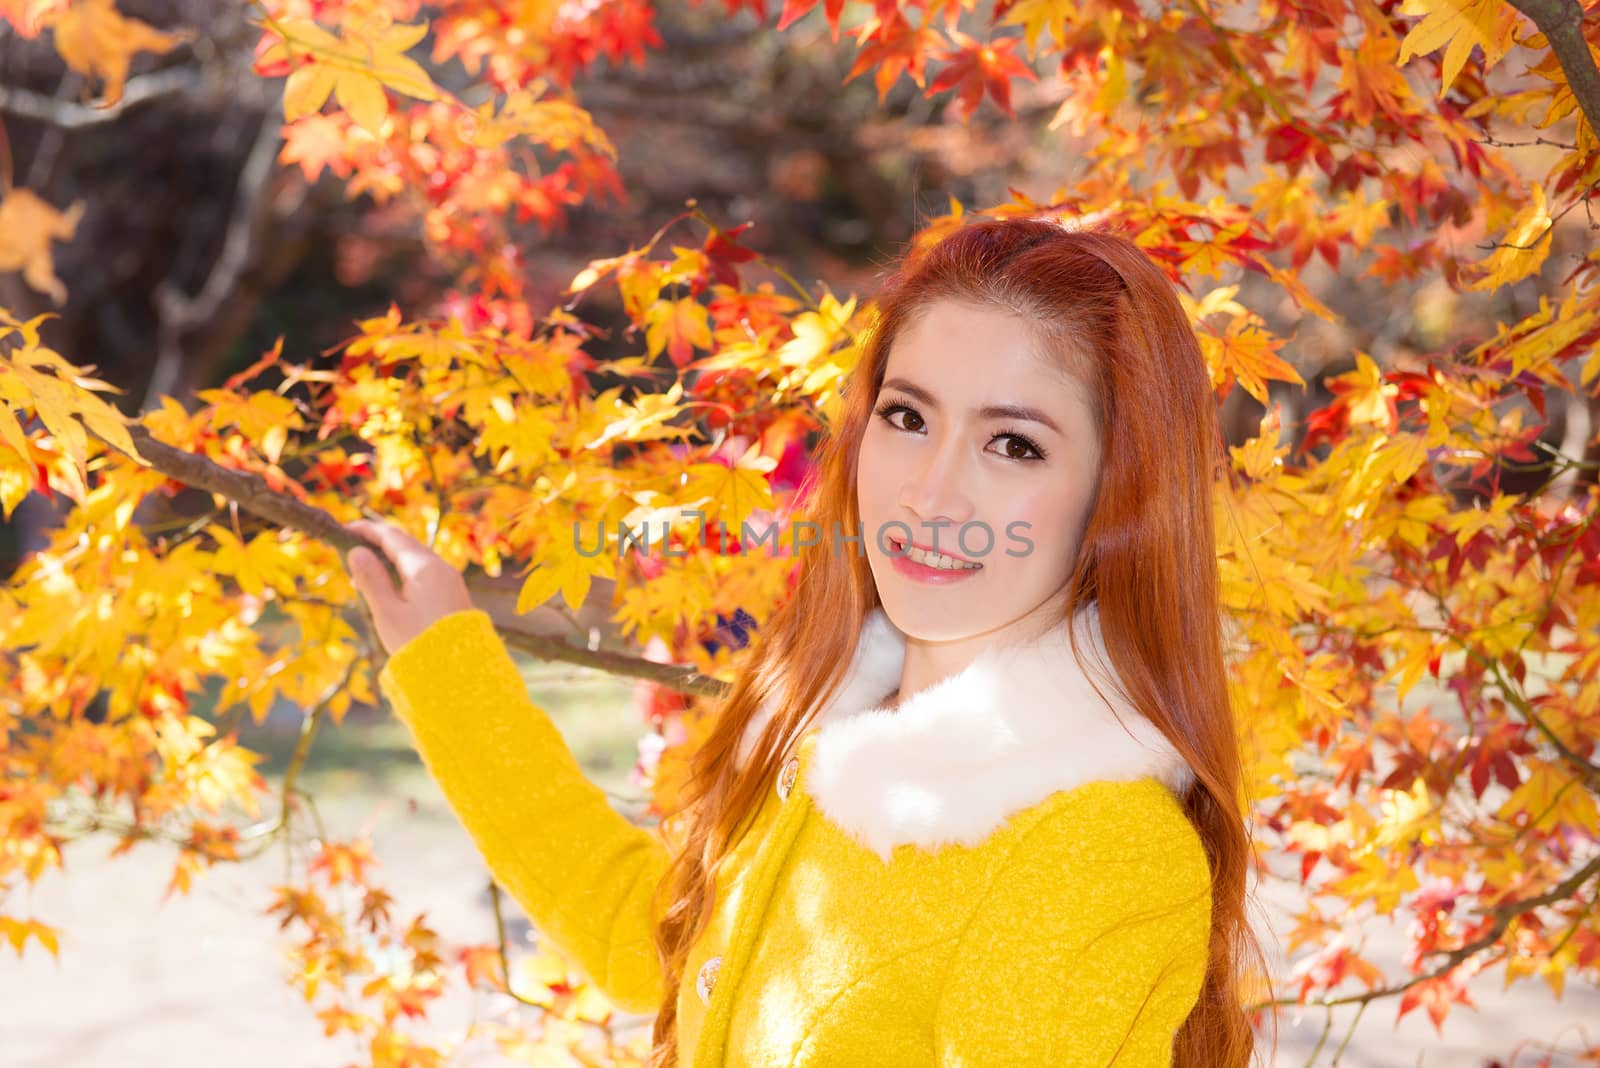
[734,603,1195,862]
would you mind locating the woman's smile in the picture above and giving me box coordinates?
[886,532,985,583]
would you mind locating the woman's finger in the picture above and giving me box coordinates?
[348,520,429,576]
[345,546,397,599]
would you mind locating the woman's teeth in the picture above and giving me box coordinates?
[900,540,981,570]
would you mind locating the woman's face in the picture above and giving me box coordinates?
[855,299,1103,644]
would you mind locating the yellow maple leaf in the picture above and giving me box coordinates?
[517,536,596,614]
[1374,779,1443,849]
[776,292,857,368]
[1397,0,1520,94]
[208,527,304,599]
[680,442,777,530]
[1328,351,1398,428]
[0,313,137,483]
[480,397,557,475]
[260,17,441,136]
[643,297,712,366]
[0,443,34,520]
[1468,184,1553,292]
[1497,759,1600,834]
[0,916,60,958]
[1228,408,1291,481]
[462,87,616,159]
[51,0,194,107]
[997,0,1071,59]
[1331,850,1420,915]
[580,380,691,450]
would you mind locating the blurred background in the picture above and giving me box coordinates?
[3,0,1598,1065]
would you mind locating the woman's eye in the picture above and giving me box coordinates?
[877,403,923,433]
[991,434,1044,461]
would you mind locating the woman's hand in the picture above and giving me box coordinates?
[343,518,475,656]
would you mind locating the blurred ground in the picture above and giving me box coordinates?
[2,656,1596,1068]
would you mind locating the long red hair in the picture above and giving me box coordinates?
[645,215,1274,1067]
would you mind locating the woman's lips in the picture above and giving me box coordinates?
[886,534,984,585]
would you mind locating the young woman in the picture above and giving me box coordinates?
[346,216,1268,1067]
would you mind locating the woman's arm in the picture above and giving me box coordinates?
[931,786,1213,1066]
[378,608,668,1014]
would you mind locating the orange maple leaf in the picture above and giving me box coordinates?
[307,838,379,887]
[845,10,944,103]
[0,189,85,305]
[52,0,194,108]
[280,114,354,181]
[1397,971,1477,1033]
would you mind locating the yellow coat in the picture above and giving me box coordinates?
[378,603,1213,1066]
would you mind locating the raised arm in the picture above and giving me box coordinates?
[377,608,670,1014]
[344,518,670,1012]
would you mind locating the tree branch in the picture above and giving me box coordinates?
[1504,0,1600,143]
[0,67,209,128]
[107,423,732,699]
[1248,853,1600,1013]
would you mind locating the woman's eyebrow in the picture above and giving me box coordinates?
[879,377,1063,434]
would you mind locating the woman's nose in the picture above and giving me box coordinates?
[898,439,973,527]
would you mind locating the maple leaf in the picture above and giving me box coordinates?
[1334,35,1421,126]
[775,292,857,369]
[165,848,207,899]
[702,221,760,289]
[0,916,60,958]
[0,190,85,305]
[996,0,1071,60]
[457,944,508,993]
[51,0,194,107]
[845,10,944,102]
[1467,183,1553,292]
[580,380,693,450]
[776,0,848,41]
[1326,351,1400,430]
[517,528,603,614]
[927,30,1038,121]
[1397,0,1520,94]
[307,839,379,887]
[1201,314,1304,405]
[644,296,713,368]
[1497,759,1600,834]
[680,441,777,530]
[0,444,35,519]
[314,1003,373,1038]
[1396,971,1477,1033]
[0,311,137,486]
[463,88,617,159]
[359,887,396,933]
[280,114,354,181]
[259,17,441,136]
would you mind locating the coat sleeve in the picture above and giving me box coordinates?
[931,789,1213,1067]
[376,608,669,1014]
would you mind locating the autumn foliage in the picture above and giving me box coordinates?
[2,0,1599,1064]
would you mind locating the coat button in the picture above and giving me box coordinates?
[696,954,722,1004]
[776,756,799,801]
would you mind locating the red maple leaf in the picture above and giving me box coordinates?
[927,31,1037,121]
[777,0,848,40]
